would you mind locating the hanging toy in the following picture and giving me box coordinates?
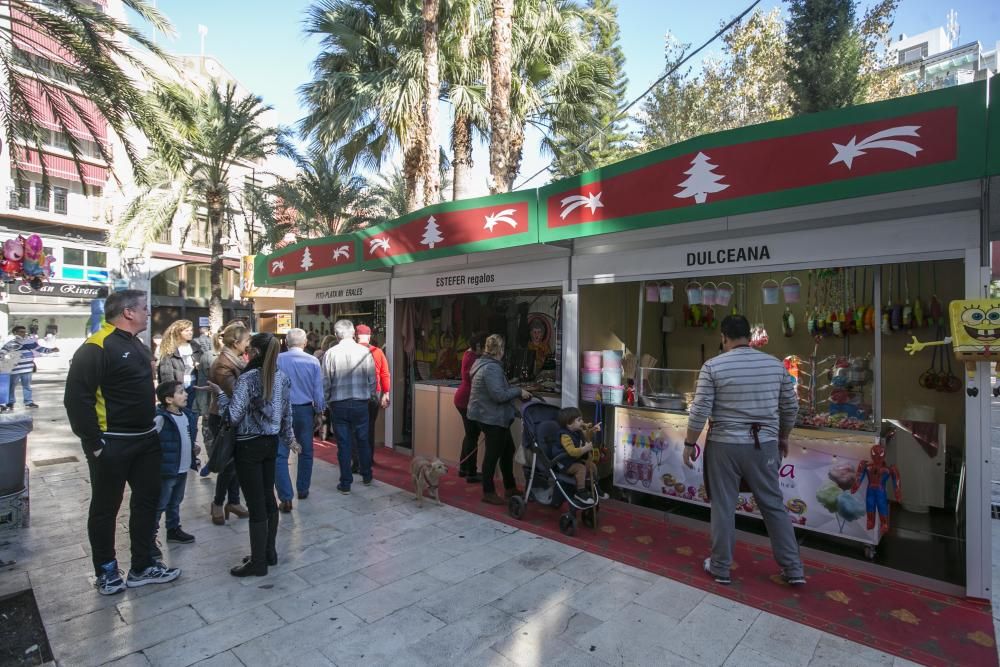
[750,324,769,348]
[22,233,43,278]
[2,237,24,279]
[901,265,913,330]
[782,308,795,337]
[929,295,943,327]
[831,312,842,337]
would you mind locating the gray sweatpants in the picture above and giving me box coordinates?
[705,440,803,579]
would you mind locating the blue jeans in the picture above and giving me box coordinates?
[276,404,315,501]
[332,399,370,488]
[8,372,31,405]
[155,472,188,532]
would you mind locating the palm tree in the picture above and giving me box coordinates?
[300,0,426,211]
[1,0,174,186]
[112,82,290,331]
[270,151,376,237]
[488,0,514,195]
[367,167,408,222]
[421,0,441,205]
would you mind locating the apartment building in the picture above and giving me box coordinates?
[0,1,285,352]
[889,13,998,90]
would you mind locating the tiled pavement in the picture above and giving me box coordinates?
[0,372,939,665]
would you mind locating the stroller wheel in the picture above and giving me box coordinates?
[581,508,596,529]
[508,495,526,520]
[559,512,577,537]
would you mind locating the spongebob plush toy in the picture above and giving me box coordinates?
[904,300,1000,396]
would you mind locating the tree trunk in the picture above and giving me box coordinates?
[451,113,473,200]
[488,0,514,194]
[504,122,525,192]
[422,0,441,206]
[403,137,425,213]
[208,205,225,334]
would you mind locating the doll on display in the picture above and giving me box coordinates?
[850,441,902,536]
[527,316,553,376]
[433,330,460,379]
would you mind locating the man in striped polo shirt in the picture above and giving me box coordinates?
[683,314,805,586]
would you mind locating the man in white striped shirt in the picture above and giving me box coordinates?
[683,314,805,586]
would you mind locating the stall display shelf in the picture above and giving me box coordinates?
[612,405,885,551]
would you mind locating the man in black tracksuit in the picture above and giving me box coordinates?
[64,289,181,595]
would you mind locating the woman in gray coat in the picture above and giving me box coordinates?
[467,334,531,505]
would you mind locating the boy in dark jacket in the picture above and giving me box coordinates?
[151,381,200,559]
[556,407,597,506]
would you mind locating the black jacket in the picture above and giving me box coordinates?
[64,325,155,454]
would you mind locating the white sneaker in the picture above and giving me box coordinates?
[126,562,181,588]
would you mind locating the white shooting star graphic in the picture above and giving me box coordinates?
[369,237,391,254]
[830,125,922,169]
[270,260,284,273]
[484,209,518,232]
[559,191,603,219]
[332,245,351,261]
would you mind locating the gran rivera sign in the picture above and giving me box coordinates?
[14,281,104,299]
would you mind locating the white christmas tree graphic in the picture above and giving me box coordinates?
[674,152,730,204]
[300,246,313,271]
[420,215,444,249]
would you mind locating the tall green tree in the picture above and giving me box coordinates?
[2,0,174,186]
[300,0,426,211]
[546,0,632,179]
[270,151,376,238]
[112,82,291,331]
[784,0,864,113]
[640,11,790,151]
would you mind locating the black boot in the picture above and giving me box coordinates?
[265,511,279,566]
[230,521,268,577]
[241,512,278,567]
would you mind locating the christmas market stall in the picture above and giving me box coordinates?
[539,80,990,596]
[356,191,566,465]
[254,235,392,449]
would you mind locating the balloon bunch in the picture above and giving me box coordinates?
[1,234,55,288]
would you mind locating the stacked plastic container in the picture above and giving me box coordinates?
[601,350,625,404]
[581,351,601,402]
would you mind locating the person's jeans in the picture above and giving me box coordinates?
[8,372,32,405]
[208,414,241,506]
[155,472,188,532]
[276,404,315,501]
[86,433,161,576]
[479,423,516,495]
[234,435,278,523]
[352,398,380,471]
[332,399,370,488]
[457,408,481,476]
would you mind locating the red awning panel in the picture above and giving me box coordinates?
[10,7,75,64]
[22,79,108,142]
[14,148,109,187]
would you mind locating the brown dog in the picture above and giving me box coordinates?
[411,456,448,507]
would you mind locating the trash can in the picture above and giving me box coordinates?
[0,413,32,496]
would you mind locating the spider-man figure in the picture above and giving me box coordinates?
[851,443,902,536]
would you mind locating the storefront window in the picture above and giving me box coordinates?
[295,300,387,347]
[151,266,181,297]
[63,247,84,265]
[585,259,967,586]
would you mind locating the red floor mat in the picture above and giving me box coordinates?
[315,441,996,667]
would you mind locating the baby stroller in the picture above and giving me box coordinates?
[508,400,599,536]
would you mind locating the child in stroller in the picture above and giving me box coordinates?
[509,401,600,536]
[555,407,598,506]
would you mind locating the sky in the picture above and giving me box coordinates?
[141,0,1000,195]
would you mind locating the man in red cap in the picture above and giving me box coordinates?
[355,325,390,469]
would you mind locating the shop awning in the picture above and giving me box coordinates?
[22,79,109,143]
[11,6,74,64]
[14,148,109,187]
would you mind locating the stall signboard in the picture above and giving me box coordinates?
[390,258,568,298]
[295,279,390,305]
[358,190,538,269]
[613,407,879,545]
[254,235,359,287]
[540,81,987,242]
[14,281,104,299]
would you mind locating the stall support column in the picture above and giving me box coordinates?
[561,291,579,408]
[965,251,991,599]
[384,296,395,450]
